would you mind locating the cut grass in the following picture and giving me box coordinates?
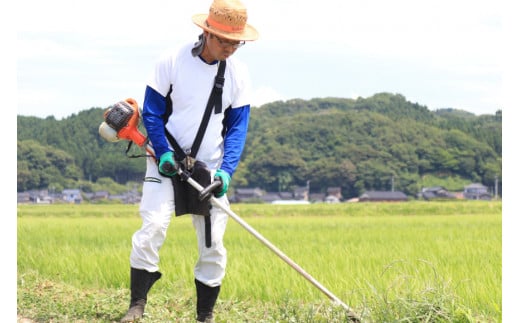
[17,269,488,322]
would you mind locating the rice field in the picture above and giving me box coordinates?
[17,201,502,322]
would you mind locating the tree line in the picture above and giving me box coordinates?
[17,92,502,199]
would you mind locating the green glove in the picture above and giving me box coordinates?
[214,169,231,198]
[158,151,177,177]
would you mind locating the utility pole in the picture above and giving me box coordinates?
[391,175,395,192]
[495,174,498,200]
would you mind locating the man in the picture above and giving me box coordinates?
[120,0,258,322]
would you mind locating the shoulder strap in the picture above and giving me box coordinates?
[190,60,226,158]
[164,84,187,160]
[164,60,227,161]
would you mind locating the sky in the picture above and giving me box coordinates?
[15,0,509,120]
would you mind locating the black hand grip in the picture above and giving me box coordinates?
[199,179,223,201]
[162,161,176,174]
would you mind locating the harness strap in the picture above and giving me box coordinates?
[204,212,212,248]
[189,60,226,159]
[163,60,227,249]
[164,60,226,164]
[164,85,187,161]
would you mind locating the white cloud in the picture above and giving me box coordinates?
[250,85,286,107]
[279,0,496,68]
[16,0,503,118]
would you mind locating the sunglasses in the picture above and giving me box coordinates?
[211,34,245,49]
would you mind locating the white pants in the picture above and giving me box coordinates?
[130,157,229,287]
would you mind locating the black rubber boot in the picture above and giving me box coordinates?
[120,268,162,322]
[195,279,221,323]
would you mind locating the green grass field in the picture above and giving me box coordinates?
[17,201,502,322]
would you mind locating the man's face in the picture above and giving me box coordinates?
[203,32,244,61]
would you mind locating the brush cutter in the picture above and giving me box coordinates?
[99,99,361,322]
[163,163,361,321]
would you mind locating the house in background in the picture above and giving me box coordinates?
[232,187,265,203]
[463,183,492,200]
[359,191,408,202]
[326,187,342,202]
[62,189,83,204]
[309,193,326,203]
[17,190,54,204]
[293,186,309,201]
[233,185,327,203]
[419,186,457,200]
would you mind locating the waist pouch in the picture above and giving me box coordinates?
[172,160,211,217]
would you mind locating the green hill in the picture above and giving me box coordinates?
[17,93,502,198]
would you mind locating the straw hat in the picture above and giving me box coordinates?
[192,0,259,41]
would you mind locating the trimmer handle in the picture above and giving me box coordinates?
[161,161,178,175]
[199,179,223,201]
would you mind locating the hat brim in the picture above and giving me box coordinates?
[192,14,259,41]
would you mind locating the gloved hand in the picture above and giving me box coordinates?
[158,151,177,177]
[214,169,231,198]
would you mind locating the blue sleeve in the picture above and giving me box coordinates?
[142,86,171,159]
[220,105,250,177]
